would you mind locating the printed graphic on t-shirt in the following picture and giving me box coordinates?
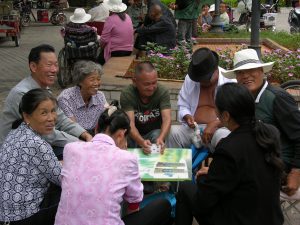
[135,109,160,124]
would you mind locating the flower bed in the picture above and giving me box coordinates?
[216,46,300,84]
[124,42,299,84]
[124,42,191,81]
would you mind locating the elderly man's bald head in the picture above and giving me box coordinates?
[149,4,162,21]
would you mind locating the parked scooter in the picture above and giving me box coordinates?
[13,0,67,27]
[288,7,300,33]
[236,0,278,32]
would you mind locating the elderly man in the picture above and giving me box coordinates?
[222,48,300,196]
[0,44,92,156]
[134,4,176,57]
[120,61,171,154]
[166,48,234,149]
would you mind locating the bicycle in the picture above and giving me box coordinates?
[280,80,300,109]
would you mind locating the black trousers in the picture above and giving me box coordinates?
[175,181,204,225]
[0,184,61,225]
[123,198,172,225]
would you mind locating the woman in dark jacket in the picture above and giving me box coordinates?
[175,83,284,225]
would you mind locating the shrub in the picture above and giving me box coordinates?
[262,49,300,83]
[143,42,192,80]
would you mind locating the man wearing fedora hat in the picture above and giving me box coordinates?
[222,48,300,196]
[166,48,234,149]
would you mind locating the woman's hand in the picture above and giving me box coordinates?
[80,131,93,142]
[282,168,300,196]
[195,166,209,180]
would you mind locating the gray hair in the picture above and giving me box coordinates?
[72,60,103,85]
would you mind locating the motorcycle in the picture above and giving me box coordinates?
[288,7,300,33]
[13,0,67,27]
[236,0,278,32]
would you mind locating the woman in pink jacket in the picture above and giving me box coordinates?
[99,0,134,65]
[55,109,172,225]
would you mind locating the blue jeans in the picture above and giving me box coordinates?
[128,129,161,148]
[177,19,193,43]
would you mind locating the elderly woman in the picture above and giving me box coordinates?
[55,109,171,225]
[62,8,98,48]
[98,0,134,65]
[0,88,62,225]
[58,60,107,135]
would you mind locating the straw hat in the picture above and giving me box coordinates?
[70,8,91,23]
[221,49,274,79]
[104,0,127,13]
[188,48,219,82]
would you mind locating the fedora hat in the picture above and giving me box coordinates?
[188,48,219,82]
[70,8,91,23]
[104,0,127,13]
[221,49,274,79]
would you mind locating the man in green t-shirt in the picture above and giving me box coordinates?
[120,61,171,154]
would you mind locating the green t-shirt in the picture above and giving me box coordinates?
[174,0,201,20]
[120,84,171,135]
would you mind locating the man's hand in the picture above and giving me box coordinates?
[183,114,195,128]
[80,131,93,142]
[195,166,209,180]
[140,139,152,154]
[156,137,165,154]
[202,121,219,144]
[283,168,300,196]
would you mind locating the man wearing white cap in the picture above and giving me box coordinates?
[222,48,300,197]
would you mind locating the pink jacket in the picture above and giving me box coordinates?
[55,134,143,225]
[100,14,134,62]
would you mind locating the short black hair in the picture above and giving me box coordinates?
[135,61,155,76]
[28,44,55,64]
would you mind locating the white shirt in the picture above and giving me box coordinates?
[88,4,109,22]
[177,67,236,123]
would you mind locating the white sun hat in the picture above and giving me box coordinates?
[70,8,91,23]
[209,4,215,12]
[221,49,274,79]
[104,0,127,13]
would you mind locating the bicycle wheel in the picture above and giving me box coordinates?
[57,48,71,88]
[280,80,300,109]
[21,15,30,27]
[56,13,67,26]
